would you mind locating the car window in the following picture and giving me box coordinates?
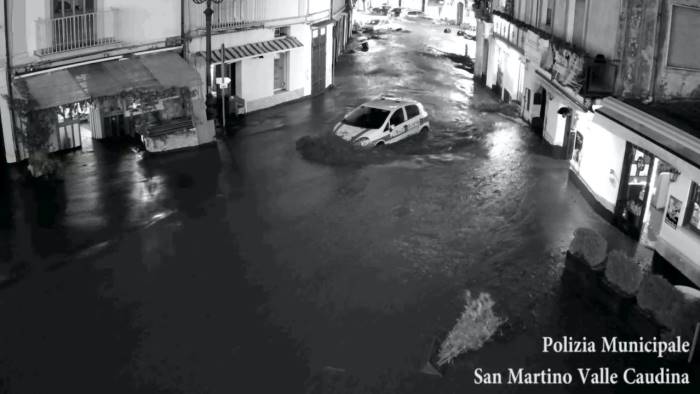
[342,106,390,129]
[405,105,420,119]
[389,109,405,126]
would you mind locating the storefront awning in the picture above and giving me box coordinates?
[199,36,304,63]
[13,51,202,110]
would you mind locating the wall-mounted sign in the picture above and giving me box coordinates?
[665,195,682,229]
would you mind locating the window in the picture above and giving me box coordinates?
[668,5,700,70]
[342,106,390,129]
[274,52,288,92]
[405,105,420,119]
[274,27,290,37]
[389,109,405,126]
[686,182,700,235]
[53,0,94,17]
[545,5,553,26]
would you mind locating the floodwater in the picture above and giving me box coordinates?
[0,17,697,394]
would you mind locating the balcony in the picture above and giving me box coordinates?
[492,14,526,52]
[205,0,266,31]
[36,9,119,56]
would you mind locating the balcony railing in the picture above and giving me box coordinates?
[201,0,267,32]
[36,9,119,56]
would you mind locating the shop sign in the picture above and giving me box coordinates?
[665,195,683,229]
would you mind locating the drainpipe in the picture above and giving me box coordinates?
[181,0,186,57]
[3,0,19,162]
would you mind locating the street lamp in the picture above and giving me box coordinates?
[193,0,224,93]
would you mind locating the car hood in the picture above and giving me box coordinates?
[334,123,377,142]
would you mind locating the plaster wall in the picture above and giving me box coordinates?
[617,0,700,100]
[582,0,619,60]
[474,21,492,79]
[571,115,626,212]
[494,39,521,99]
[289,24,312,95]
[542,94,568,146]
[551,0,568,41]
[485,37,498,89]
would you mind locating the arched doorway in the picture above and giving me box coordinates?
[457,1,464,25]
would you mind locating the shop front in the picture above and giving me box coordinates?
[571,97,700,288]
[11,50,213,159]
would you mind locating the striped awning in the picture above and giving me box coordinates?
[201,36,304,63]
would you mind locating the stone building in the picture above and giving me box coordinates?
[474,0,700,288]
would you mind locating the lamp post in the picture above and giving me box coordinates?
[193,0,224,93]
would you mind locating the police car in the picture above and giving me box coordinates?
[333,96,430,147]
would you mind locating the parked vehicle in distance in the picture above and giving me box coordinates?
[364,18,400,32]
[333,96,430,147]
[405,10,427,19]
[370,6,390,15]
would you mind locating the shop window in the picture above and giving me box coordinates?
[573,132,583,164]
[274,52,288,92]
[685,182,700,235]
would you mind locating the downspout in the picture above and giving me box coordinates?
[3,0,19,162]
[181,0,186,57]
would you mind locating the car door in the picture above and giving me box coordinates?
[387,107,407,140]
[404,104,422,135]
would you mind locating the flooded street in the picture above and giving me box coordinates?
[0,17,695,394]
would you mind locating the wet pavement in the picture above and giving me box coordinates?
[1,17,697,394]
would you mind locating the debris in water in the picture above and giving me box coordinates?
[435,290,505,367]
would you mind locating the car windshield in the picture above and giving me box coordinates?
[342,106,390,129]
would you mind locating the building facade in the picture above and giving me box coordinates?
[185,0,352,115]
[0,0,213,164]
[0,0,353,164]
[475,0,700,288]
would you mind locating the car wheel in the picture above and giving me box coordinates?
[418,127,430,140]
[375,141,385,147]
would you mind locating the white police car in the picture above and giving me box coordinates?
[333,96,430,147]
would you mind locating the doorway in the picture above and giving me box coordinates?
[614,143,654,240]
[639,158,674,247]
[311,26,327,96]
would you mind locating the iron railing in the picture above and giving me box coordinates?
[36,9,119,56]
[205,0,267,31]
